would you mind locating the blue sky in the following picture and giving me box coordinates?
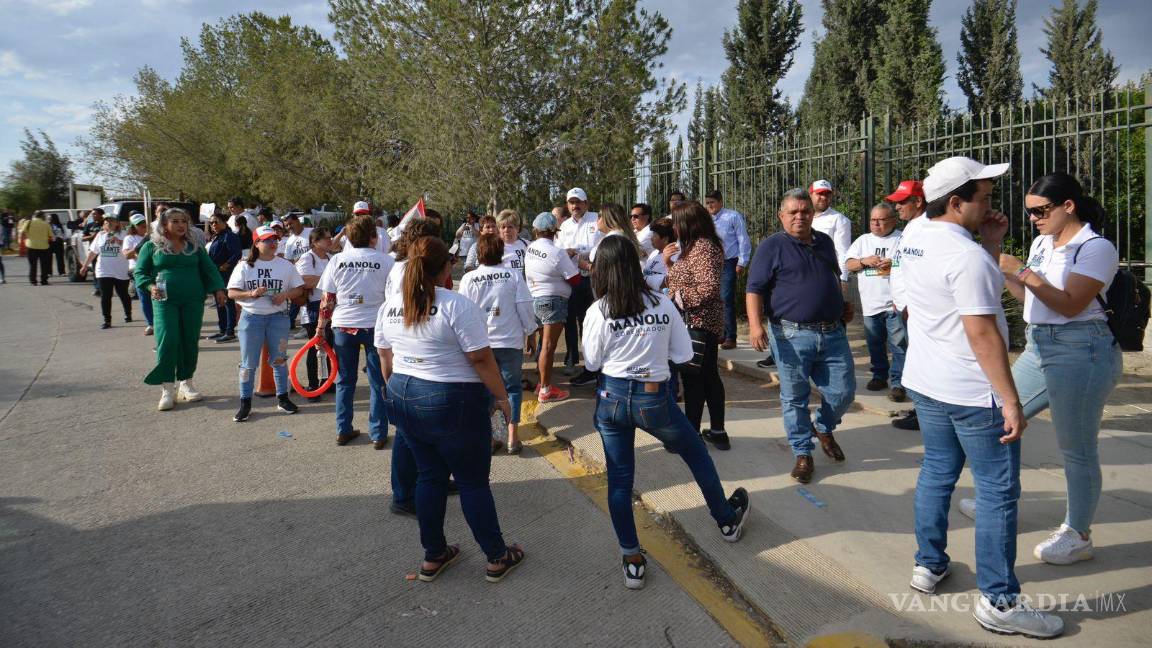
[1,0,1148,185]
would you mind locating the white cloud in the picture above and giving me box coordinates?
[39,0,91,15]
[0,50,46,80]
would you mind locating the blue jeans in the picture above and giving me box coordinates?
[769,322,857,456]
[1013,321,1121,534]
[492,347,524,425]
[910,389,1021,605]
[862,310,906,384]
[720,257,738,341]
[137,286,154,326]
[595,376,737,555]
[384,374,509,562]
[237,311,290,399]
[334,328,387,441]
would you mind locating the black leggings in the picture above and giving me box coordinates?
[98,277,132,323]
[302,302,335,389]
[682,329,726,433]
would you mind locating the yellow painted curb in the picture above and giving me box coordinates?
[804,632,887,648]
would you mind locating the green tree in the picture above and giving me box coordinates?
[2,129,73,212]
[797,0,885,129]
[868,0,944,125]
[957,0,1023,113]
[720,0,803,139]
[1039,0,1118,99]
[647,133,674,206]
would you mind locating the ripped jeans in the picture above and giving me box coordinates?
[237,310,291,399]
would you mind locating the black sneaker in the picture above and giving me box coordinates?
[866,377,888,391]
[892,410,919,430]
[234,398,252,422]
[277,394,299,414]
[701,429,731,450]
[623,553,647,590]
[720,487,750,542]
[207,332,224,340]
[124,315,132,323]
[389,501,417,518]
[756,355,776,368]
[100,322,111,330]
[889,386,907,402]
[215,333,237,343]
[570,369,599,387]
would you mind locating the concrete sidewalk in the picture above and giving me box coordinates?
[0,265,738,648]
[536,334,1152,646]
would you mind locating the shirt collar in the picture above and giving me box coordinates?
[927,219,975,241]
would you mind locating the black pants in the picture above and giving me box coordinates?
[682,329,726,433]
[98,277,132,323]
[303,301,335,389]
[563,277,593,366]
[49,239,65,275]
[27,248,51,284]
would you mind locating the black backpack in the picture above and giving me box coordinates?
[1073,237,1150,351]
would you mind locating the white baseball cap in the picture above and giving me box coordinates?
[923,156,1009,202]
[352,201,371,215]
[566,187,588,202]
[809,179,833,194]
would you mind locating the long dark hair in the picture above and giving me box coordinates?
[307,227,331,267]
[1028,172,1106,229]
[236,217,253,248]
[670,201,721,257]
[393,217,442,262]
[592,235,658,319]
[403,237,451,327]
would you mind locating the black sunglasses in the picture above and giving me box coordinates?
[1026,203,1057,218]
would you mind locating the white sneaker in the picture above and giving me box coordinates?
[957,497,976,520]
[1034,524,1093,565]
[973,595,1064,638]
[178,380,203,402]
[910,564,950,594]
[158,384,175,411]
[622,555,646,590]
[291,328,310,340]
[143,325,154,336]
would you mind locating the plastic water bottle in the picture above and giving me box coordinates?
[154,273,168,302]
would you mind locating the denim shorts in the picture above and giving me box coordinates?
[533,295,569,325]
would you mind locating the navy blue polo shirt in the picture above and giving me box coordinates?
[745,230,844,323]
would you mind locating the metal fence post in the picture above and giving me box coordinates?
[862,115,875,224]
[1145,82,1152,285]
[698,141,708,198]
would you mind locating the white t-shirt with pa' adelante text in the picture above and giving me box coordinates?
[373,288,491,383]
[582,293,693,383]
[317,246,394,327]
[846,230,903,316]
[901,220,1009,408]
[91,231,130,280]
[501,238,527,272]
[459,264,537,349]
[228,257,304,315]
[524,237,580,298]
[1023,225,1117,325]
[283,227,313,262]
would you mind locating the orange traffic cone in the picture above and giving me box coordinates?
[256,344,276,397]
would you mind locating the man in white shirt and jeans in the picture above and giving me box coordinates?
[558,187,601,385]
[845,203,905,402]
[703,190,751,349]
[902,156,1063,639]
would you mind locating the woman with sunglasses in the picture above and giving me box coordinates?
[973,172,1121,566]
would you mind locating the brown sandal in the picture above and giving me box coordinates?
[485,544,525,583]
[418,544,461,582]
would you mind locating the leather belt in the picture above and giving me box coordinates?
[776,319,841,332]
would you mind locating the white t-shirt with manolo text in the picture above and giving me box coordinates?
[812,208,852,281]
[374,287,491,383]
[643,249,667,291]
[501,237,527,272]
[901,220,1010,408]
[91,231,130,280]
[317,246,394,328]
[846,230,903,316]
[459,264,537,349]
[582,293,693,383]
[635,225,654,255]
[558,212,602,276]
[889,213,927,312]
[123,233,146,272]
[1023,224,1118,325]
[228,257,305,315]
[524,237,580,299]
[283,227,313,262]
[294,250,331,303]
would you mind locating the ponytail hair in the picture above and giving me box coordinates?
[1027,172,1106,229]
[402,236,451,328]
[246,239,261,267]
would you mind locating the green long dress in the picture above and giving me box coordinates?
[133,239,225,385]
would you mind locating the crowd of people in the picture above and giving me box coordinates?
[8,156,1129,640]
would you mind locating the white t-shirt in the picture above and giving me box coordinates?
[846,230,903,316]
[228,212,258,234]
[91,231,130,280]
[890,214,927,311]
[501,237,527,272]
[812,208,852,281]
[384,259,407,302]
[524,237,580,298]
[643,249,667,291]
[582,293,693,382]
[123,233,145,272]
[374,287,491,383]
[294,250,330,303]
[459,264,537,349]
[635,224,654,255]
[901,220,1009,408]
[558,212,601,276]
[317,246,394,327]
[283,227,313,262]
[228,257,304,315]
[374,227,392,256]
[1023,225,1117,325]
[589,229,625,264]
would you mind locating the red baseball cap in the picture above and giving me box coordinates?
[885,180,924,202]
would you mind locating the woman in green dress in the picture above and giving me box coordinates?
[134,208,227,411]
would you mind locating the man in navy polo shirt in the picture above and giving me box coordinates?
[745,188,856,484]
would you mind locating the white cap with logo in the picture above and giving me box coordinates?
[566,187,588,202]
[923,156,1009,202]
[352,201,371,215]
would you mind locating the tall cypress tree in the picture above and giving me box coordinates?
[868,0,944,125]
[1039,0,1118,99]
[957,0,1023,113]
[720,0,803,139]
[797,0,886,129]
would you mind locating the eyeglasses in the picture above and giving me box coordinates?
[1026,203,1058,218]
